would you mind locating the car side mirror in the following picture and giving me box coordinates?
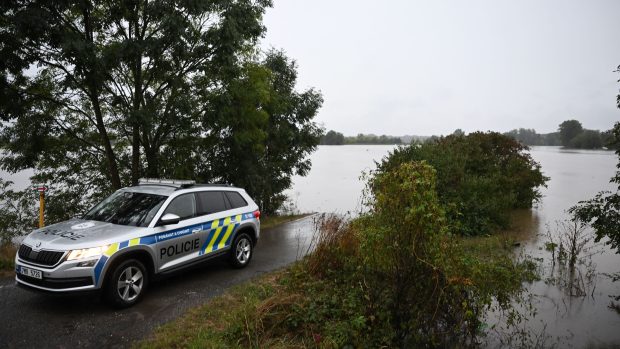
[158,213,181,226]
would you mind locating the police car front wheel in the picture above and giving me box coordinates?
[230,233,253,268]
[105,259,149,308]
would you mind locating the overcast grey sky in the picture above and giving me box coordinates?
[261,0,620,136]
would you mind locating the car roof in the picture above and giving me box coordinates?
[124,184,241,197]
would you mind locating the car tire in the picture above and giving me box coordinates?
[104,258,149,308]
[229,232,253,268]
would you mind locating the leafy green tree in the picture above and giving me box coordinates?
[256,51,323,213]
[559,119,584,147]
[1,0,271,186]
[320,130,345,145]
[199,51,323,214]
[569,129,603,149]
[0,1,322,222]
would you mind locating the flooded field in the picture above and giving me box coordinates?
[286,145,620,347]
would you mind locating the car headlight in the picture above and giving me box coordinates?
[66,245,109,261]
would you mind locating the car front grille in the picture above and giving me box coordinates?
[18,244,65,267]
[16,274,93,289]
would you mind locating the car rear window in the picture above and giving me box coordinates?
[196,191,228,215]
[225,191,248,208]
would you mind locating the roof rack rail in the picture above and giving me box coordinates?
[174,183,235,190]
[138,178,195,188]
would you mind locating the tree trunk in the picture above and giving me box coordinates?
[130,3,143,185]
[83,5,122,190]
[144,146,159,178]
[132,126,140,183]
[92,97,122,190]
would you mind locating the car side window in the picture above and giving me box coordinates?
[225,192,248,209]
[196,191,228,216]
[163,194,196,220]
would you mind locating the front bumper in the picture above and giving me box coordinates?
[15,255,102,293]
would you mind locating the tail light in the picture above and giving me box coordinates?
[253,210,261,219]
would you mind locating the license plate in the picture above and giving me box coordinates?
[19,266,42,279]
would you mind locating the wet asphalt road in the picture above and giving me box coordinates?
[0,216,316,348]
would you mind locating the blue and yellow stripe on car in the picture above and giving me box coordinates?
[92,212,255,285]
[199,214,243,255]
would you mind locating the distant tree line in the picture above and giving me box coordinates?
[558,120,615,149]
[504,120,616,149]
[320,130,346,145]
[503,129,561,146]
[320,130,402,145]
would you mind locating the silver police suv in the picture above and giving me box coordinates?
[15,179,260,307]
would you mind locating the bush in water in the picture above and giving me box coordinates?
[376,132,548,236]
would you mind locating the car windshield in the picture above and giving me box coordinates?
[83,191,167,227]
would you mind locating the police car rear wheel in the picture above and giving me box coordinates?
[105,259,148,308]
[230,233,253,268]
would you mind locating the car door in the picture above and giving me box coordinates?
[194,191,232,255]
[155,193,204,271]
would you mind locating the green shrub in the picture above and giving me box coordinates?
[289,162,534,347]
[361,161,469,346]
[376,132,548,236]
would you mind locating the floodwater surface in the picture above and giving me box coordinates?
[285,145,398,214]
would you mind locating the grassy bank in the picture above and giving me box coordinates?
[135,270,290,349]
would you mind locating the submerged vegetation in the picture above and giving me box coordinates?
[544,220,599,298]
[141,159,539,348]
